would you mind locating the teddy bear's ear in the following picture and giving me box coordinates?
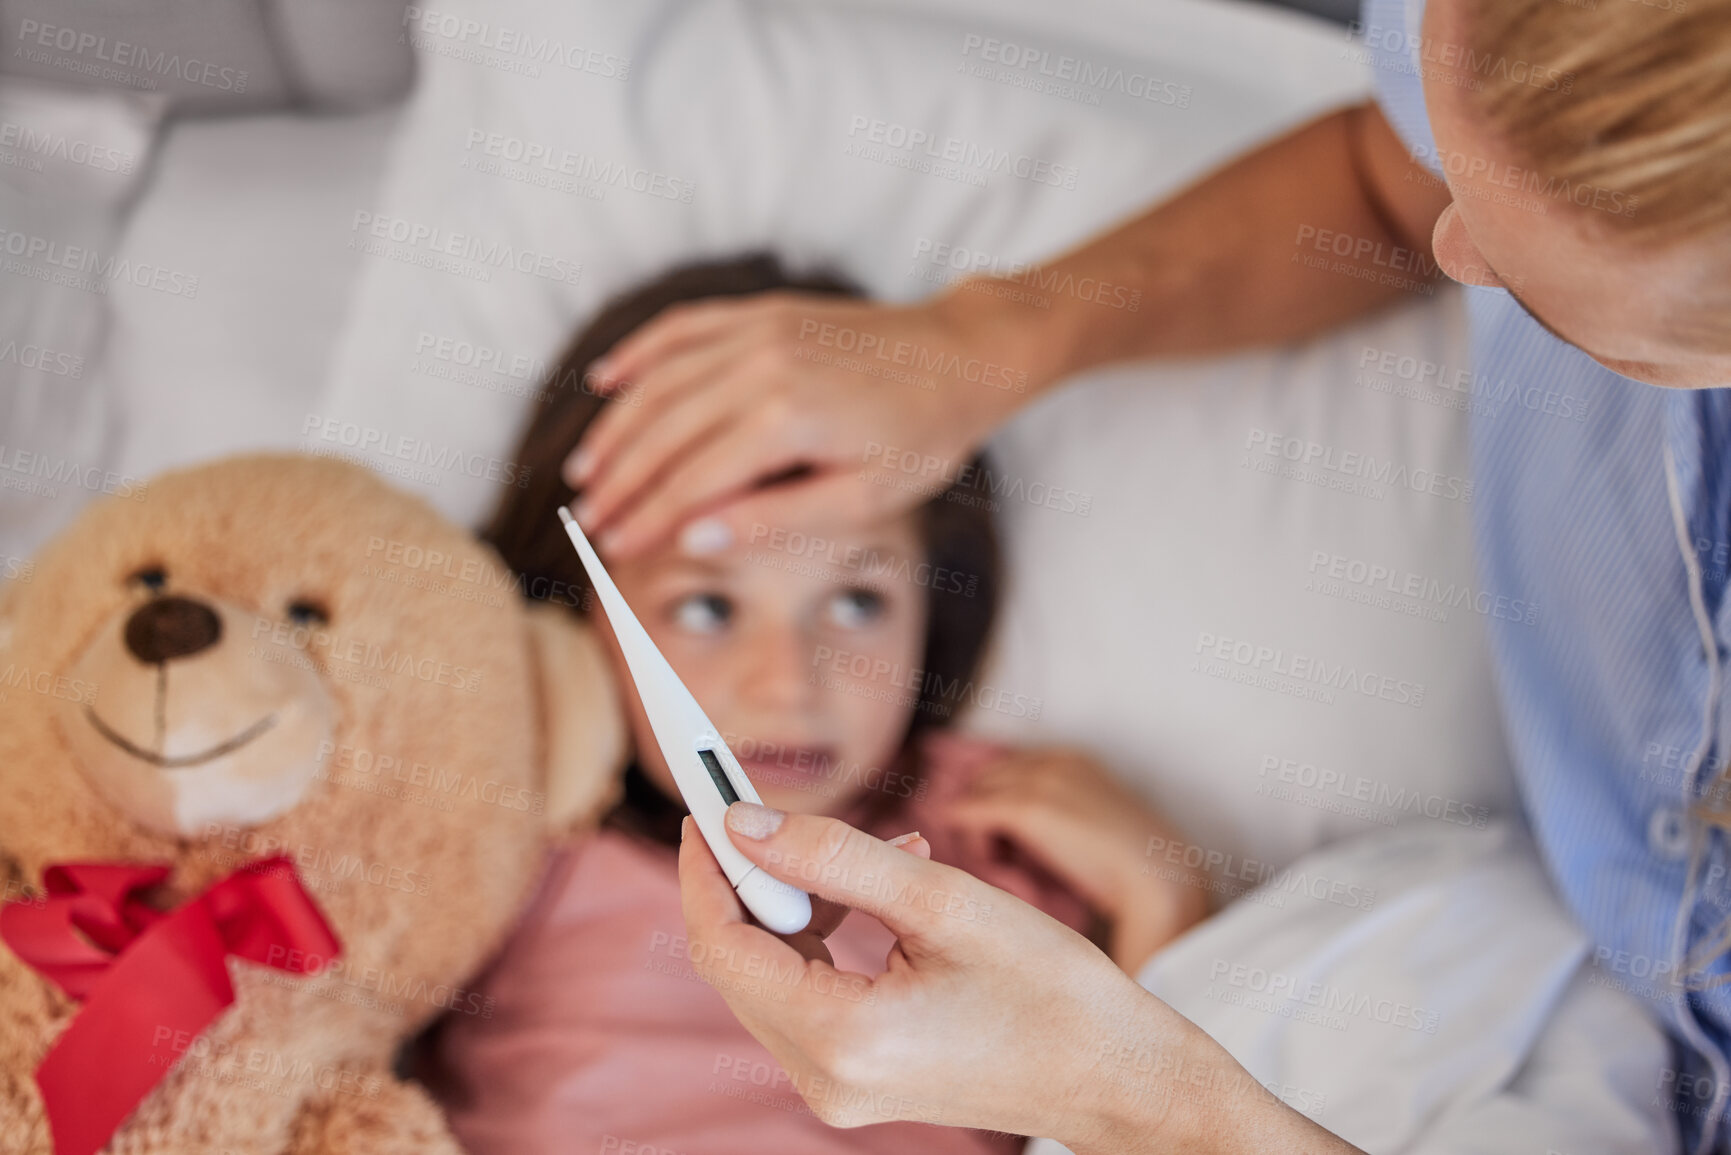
[524,602,629,832]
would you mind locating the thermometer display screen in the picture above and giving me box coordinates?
[698,748,741,805]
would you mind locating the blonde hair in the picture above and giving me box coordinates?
[1469,0,1731,244]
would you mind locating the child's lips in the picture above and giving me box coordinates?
[737,745,840,783]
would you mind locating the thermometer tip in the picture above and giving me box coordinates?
[557,505,576,527]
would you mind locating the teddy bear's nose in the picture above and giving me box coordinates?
[124,595,223,664]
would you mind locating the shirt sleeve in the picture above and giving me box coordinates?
[1356,0,1444,176]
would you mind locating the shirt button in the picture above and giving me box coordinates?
[1649,806,1691,860]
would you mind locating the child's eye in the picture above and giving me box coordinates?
[827,588,885,630]
[672,593,732,634]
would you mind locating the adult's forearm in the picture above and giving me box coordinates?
[945,103,1449,398]
[1066,993,1367,1155]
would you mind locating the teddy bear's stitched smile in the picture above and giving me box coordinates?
[82,705,278,770]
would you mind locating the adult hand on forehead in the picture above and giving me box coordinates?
[678,806,1366,1154]
[565,290,1051,560]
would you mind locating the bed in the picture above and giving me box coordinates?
[0,0,1677,1150]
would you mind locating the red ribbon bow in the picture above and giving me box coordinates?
[0,857,340,1155]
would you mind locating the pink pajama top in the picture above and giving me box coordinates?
[434,735,1092,1155]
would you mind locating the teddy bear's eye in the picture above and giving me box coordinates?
[286,598,329,627]
[127,566,168,593]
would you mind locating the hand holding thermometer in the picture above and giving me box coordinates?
[557,507,814,934]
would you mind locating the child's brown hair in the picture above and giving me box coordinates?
[484,254,1002,841]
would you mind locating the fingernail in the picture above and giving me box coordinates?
[726,801,785,840]
[886,831,923,849]
[571,498,594,527]
[680,518,733,556]
[596,529,622,556]
[568,449,594,484]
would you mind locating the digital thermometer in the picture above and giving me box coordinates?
[557,507,813,933]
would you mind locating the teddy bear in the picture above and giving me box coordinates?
[0,453,625,1154]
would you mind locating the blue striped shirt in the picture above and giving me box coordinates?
[1363,1,1731,1149]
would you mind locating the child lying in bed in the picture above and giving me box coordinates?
[428,256,1208,1155]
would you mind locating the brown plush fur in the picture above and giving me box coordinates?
[0,454,623,1153]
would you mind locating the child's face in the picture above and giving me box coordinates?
[593,514,929,817]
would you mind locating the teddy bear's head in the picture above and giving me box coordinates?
[0,453,623,1030]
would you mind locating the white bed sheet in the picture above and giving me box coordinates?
[1031,822,1676,1154]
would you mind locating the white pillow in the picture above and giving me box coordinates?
[974,286,1518,871]
[314,0,1514,872]
[0,78,164,559]
[314,0,1368,526]
[101,108,402,489]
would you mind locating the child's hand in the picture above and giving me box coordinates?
[939,748,1208,976]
